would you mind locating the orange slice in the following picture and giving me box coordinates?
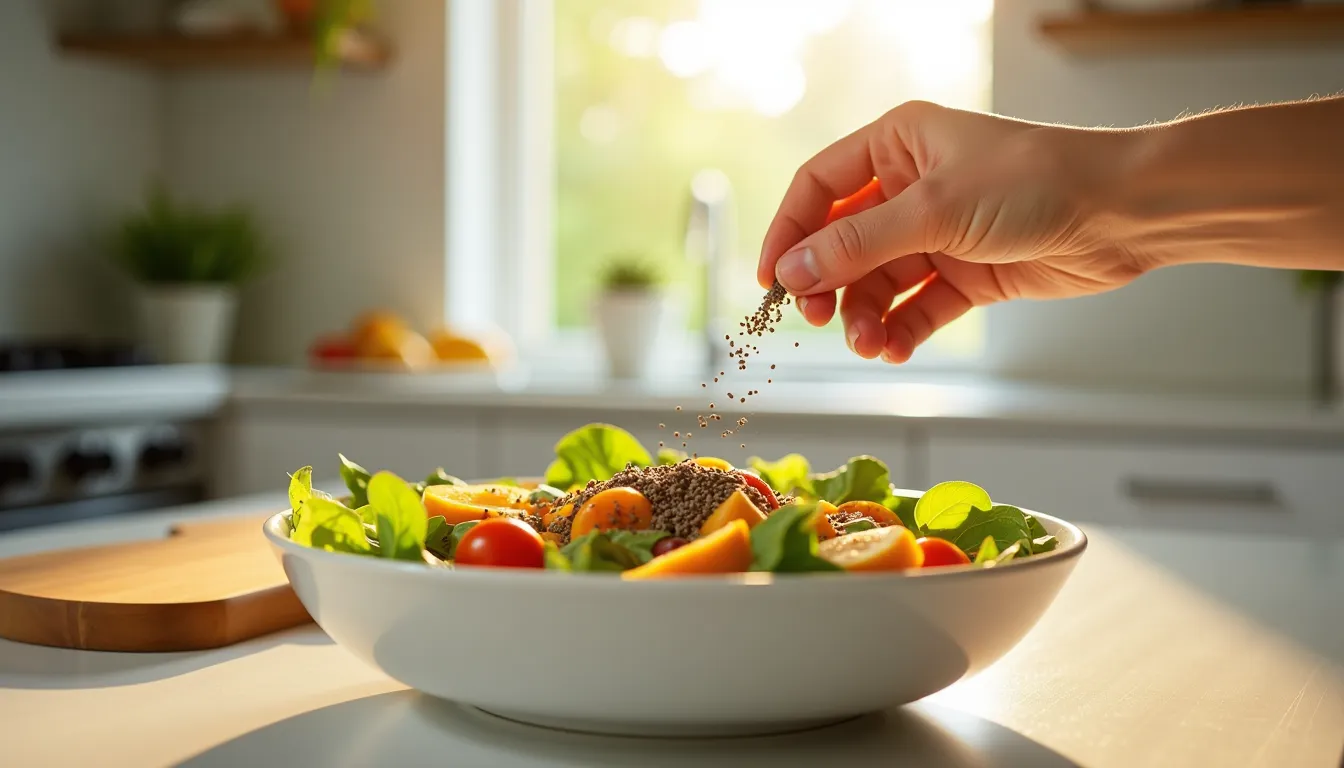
[834,500,903,528]
[699,490,766,536]
[621,519,753,579]
[571,487,653,538]
[694,456,733,471]
[423,483,533,525]
[818,525,924,572]
[812,500,840,540]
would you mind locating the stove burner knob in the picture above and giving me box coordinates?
[61,448,114,484]
[140,439,190,472]
[0,455,33,492]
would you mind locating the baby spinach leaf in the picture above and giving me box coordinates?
[915,481,993,531]
[367,471,429,562]
[606,530,669,565]
[527,485,565,506]
[810,456,890,505]
[748,453,811,497]
[993,541,1023,565]
[338,454,371,508]
[446,520,481,559]
[973,536,999,565]
[883,494,920,532]
[544,423,651,489]
[942,504,1033,556]
[558,531,639,572]
[354,504,376,528]
[424,517,450,558]
[425,468,466,488]
[1024,512,1049,541]
[1032,535,1059,554]
[543,541,572,571]
[750,504,842,573]
[293,496,371,554]
[841,519,876,535]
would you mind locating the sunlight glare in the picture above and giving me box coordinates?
[609,16,661,58]
[579,104,622,144]
[658,20,713,78]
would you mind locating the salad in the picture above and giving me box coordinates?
[283,423,1059,577]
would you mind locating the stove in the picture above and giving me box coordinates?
[0,339,211,531]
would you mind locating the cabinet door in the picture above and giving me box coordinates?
[927,434,1344,536]
[214,408,481,496]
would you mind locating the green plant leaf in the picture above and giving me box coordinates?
[939,504,1033,556]
[841,519,876,535]
[543,423,651,489]
[424,468,466,488]
[338,454,371,508]
[288,466,314,529]
[915,481,994,531]
[353,504,376,527]
[445,520,481,559]
[1032,535,1059,554]
[883,494,920,531]
[543,541,572,571]
[747,454,811,497]
[559,531,638,572]
[527,485,566,506]
[750,504,842,573]
[292,496,371,554]
[973,536,999,565]
[366,471,428,561]
[657,448,689,465]
[605,530,669,565]
[810,456,890,505]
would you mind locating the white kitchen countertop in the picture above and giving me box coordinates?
[2,495,1342,767]
[5,364,1344,442]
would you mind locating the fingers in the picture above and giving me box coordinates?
[839,255,935,359]
[758,124,879,289]
[795,292,836,327]
[880,275,974,364]
[772,181,942,297]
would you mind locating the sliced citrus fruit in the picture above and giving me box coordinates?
[834,500,903,528]
[818,525,924,572]
[571,487,653,538]
[812,500,840,540]
[694,456,733,472]
[699,490,766,536]
[621,519,753,579]
[424,483,533,525]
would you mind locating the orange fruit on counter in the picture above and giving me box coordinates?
[621,519,753,579]
[355,321,436,369]
[699,490,765,536]
[351,310,407,345]
[428,331,492,364]
[424,483,533,525]
[834,500,903,528]
[818,525,924,572]
[570,487,653,538]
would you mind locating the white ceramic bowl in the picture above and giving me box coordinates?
[263,491,1086,737]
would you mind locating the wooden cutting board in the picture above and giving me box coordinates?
[0,517,312,653]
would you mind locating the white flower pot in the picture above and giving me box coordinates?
[593,290,666,380]
[137,285,238,365]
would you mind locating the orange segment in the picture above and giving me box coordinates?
[835,500,903,528]
[622,519,753,579]
[699,490,766,536]
[424,483,533,524]
[694,457,733,472]
[571,487,653,538]
[818,525,924,572]
[541,502,575,528]
[812,500,840,540]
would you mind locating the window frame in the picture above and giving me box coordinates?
[445,0,985,377]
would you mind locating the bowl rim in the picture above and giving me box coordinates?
[263,487,1088,589]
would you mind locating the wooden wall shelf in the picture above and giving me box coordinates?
[56,30,391,71]
[1039,5,1344,55]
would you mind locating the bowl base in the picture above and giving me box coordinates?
[473,706,862,739]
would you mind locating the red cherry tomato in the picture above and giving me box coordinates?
[916,537,972,568]
[454,517,545,569]
[651,537,688,558]
[310,334,358,361]
[737,470,780,510]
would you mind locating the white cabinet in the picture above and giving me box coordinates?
[213,404,482,496]
[927,433,1344,537]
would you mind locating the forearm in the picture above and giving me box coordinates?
[1100,96,1344,272]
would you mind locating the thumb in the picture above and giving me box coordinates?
[773,181,942,296]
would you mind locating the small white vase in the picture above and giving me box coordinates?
[137,285,238,365]
[593,290,666,380]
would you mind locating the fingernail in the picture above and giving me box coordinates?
[880,349,896,364]
[846,325,861,353]
[776,248,820,293]
[796,295,810,316]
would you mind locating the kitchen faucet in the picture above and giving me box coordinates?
[685,169,734,380]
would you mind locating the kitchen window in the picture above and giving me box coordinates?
[446,0,993,377]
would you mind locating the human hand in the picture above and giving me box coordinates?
[758,101,1152,363]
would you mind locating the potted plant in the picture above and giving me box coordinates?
[593,256,666,380]
[1300,269,1344,404]
[112,186,267,365]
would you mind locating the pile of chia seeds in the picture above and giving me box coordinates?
[546,460,780,543]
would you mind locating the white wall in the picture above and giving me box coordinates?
[0,1,161,340]
[164,1,446,365]
[988,0,1344,396]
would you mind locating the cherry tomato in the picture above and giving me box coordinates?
[309,334,358,362]
[651,536,689,558]
[916,537,972,568]
[737,471,780,510]
[454,517,545,569]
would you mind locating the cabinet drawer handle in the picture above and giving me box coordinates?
[1122,477,1281,508]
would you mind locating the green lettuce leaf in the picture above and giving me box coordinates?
[544,529,671,572]
[747,454,811,497]
[543,423,651,489]
[338,454,371,508]
[883,494,920,531]
[543,541,571,571]
[749,504,842,573]
[366,471,429,561]
[527,485,565,506]
[810,456,890,505]
[940,504,1033,556]
[915,481,993,531]
[973,535,999,565]
[657,448,689,465]
[292,496,371,554]
[288,466,314,530]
